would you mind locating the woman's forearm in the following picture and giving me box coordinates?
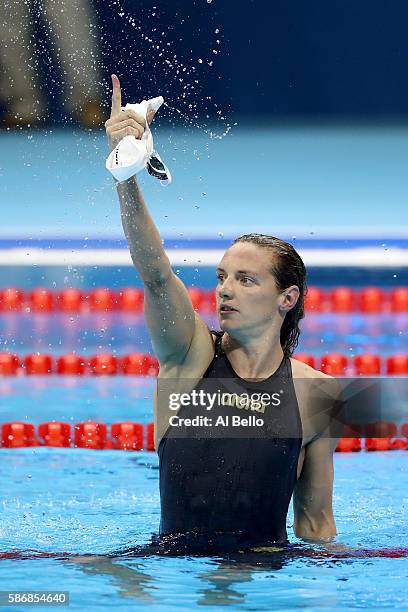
[116,176,172,285]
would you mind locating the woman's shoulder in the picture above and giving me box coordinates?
[290,357,334,380]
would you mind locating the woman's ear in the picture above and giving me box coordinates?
[280,285,300,312]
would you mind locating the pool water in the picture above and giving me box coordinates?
[0,312,406,356]
[0,377,407,610]
[1,282,407,611]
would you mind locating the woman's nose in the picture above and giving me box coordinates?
[218,278,233,298]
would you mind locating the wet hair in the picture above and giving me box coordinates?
[232,234,307,358]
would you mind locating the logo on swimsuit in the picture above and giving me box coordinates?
[166,389,281,413]
[221,392,281,414]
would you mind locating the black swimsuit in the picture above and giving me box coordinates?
[158,331,303,552]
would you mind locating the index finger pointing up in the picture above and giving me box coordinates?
[110,74,122,118]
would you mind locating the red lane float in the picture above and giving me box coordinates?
[335,425,362,452]
[204,289,216,313]
[2,422,38,447]
[88,289,116,312]
[387,355,408,375]
[354,354,381,375]
[359,287,384,313]
[110,422,144,450]
[0,353,20,375]
[29,289,54,312]
[146,423,155,451]
[365,422,397,452]
[304,287,326,312]
[122,354,159,376]
[390,287,408,312]
[74,422,107,449]
[391,438,408,450]
[188,288,216,313]
[330,287,354,313]
[89,354,118,375]
[117,288,144,313]
[336,438,362,452]
[320,353,348,376]
[188,288,205,312]
[57,289,83,312]
[24,353,52,375]
[57,353,86,375]
[38,422,71,447]
[0,288,24,311]
[365,438,392,451]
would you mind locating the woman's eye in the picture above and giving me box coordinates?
[241,277,253,284]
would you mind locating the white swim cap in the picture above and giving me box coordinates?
[106,96,171,185]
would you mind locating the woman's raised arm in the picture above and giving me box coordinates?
[106,74,198,364]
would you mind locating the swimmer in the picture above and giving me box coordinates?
[105,74,343,552]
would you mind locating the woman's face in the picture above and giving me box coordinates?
[216,243,285,336]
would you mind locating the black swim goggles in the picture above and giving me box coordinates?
[147,151,172,184]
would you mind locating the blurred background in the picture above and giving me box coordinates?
[2,0,408,237]
[3,0,408,124]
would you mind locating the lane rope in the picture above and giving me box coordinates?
[1,421,407,452]
[0,352,407,376]
[0,286,407,313]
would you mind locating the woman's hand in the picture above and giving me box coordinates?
[104,74,146,153]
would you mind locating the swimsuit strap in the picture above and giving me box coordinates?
[211,330,224,357]
[274,355,293,380]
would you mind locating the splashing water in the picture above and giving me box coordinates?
[162,102,235,140]
[107,0,236,140]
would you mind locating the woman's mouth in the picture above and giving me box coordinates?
[219,305,238,314]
